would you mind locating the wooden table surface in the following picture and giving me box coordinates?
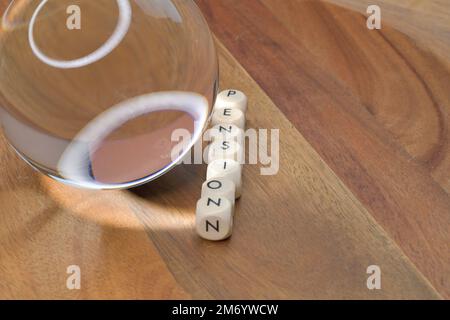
[0,0,449,299]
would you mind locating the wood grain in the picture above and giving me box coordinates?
[0,0,447,299]
[196,0,450,298]
[127,40,441,299]
[0,37,441,300]
[0,133,190,299]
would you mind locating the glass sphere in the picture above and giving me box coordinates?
[0,0,218,189]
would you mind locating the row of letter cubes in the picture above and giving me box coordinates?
[196,90,247,241]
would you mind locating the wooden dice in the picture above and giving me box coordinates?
[201,177,236,208]
[207,139,244,163]
[196,196,233,241]
[207,159,242,198]
[215,89,248,113]
[206,123,244,144]
[211,106,246,129]
[196,89,248,241]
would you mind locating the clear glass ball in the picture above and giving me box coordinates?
[0,0,218,189]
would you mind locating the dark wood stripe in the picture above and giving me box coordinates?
[196,0,450,297]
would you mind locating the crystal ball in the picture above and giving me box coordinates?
[0,0,218,189]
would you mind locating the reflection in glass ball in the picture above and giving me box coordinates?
[0,0,218,189]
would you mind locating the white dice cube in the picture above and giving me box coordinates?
[196,196,233,241]
[207,139,243,164]
[207,159,242,198]
[211,107,246,129]
[215,89,248,114]
[201,178,236,208]
[206,124,244,145]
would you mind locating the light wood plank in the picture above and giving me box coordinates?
[0,135,190,299]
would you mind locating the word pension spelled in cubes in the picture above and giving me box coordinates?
[196,89,248,241]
